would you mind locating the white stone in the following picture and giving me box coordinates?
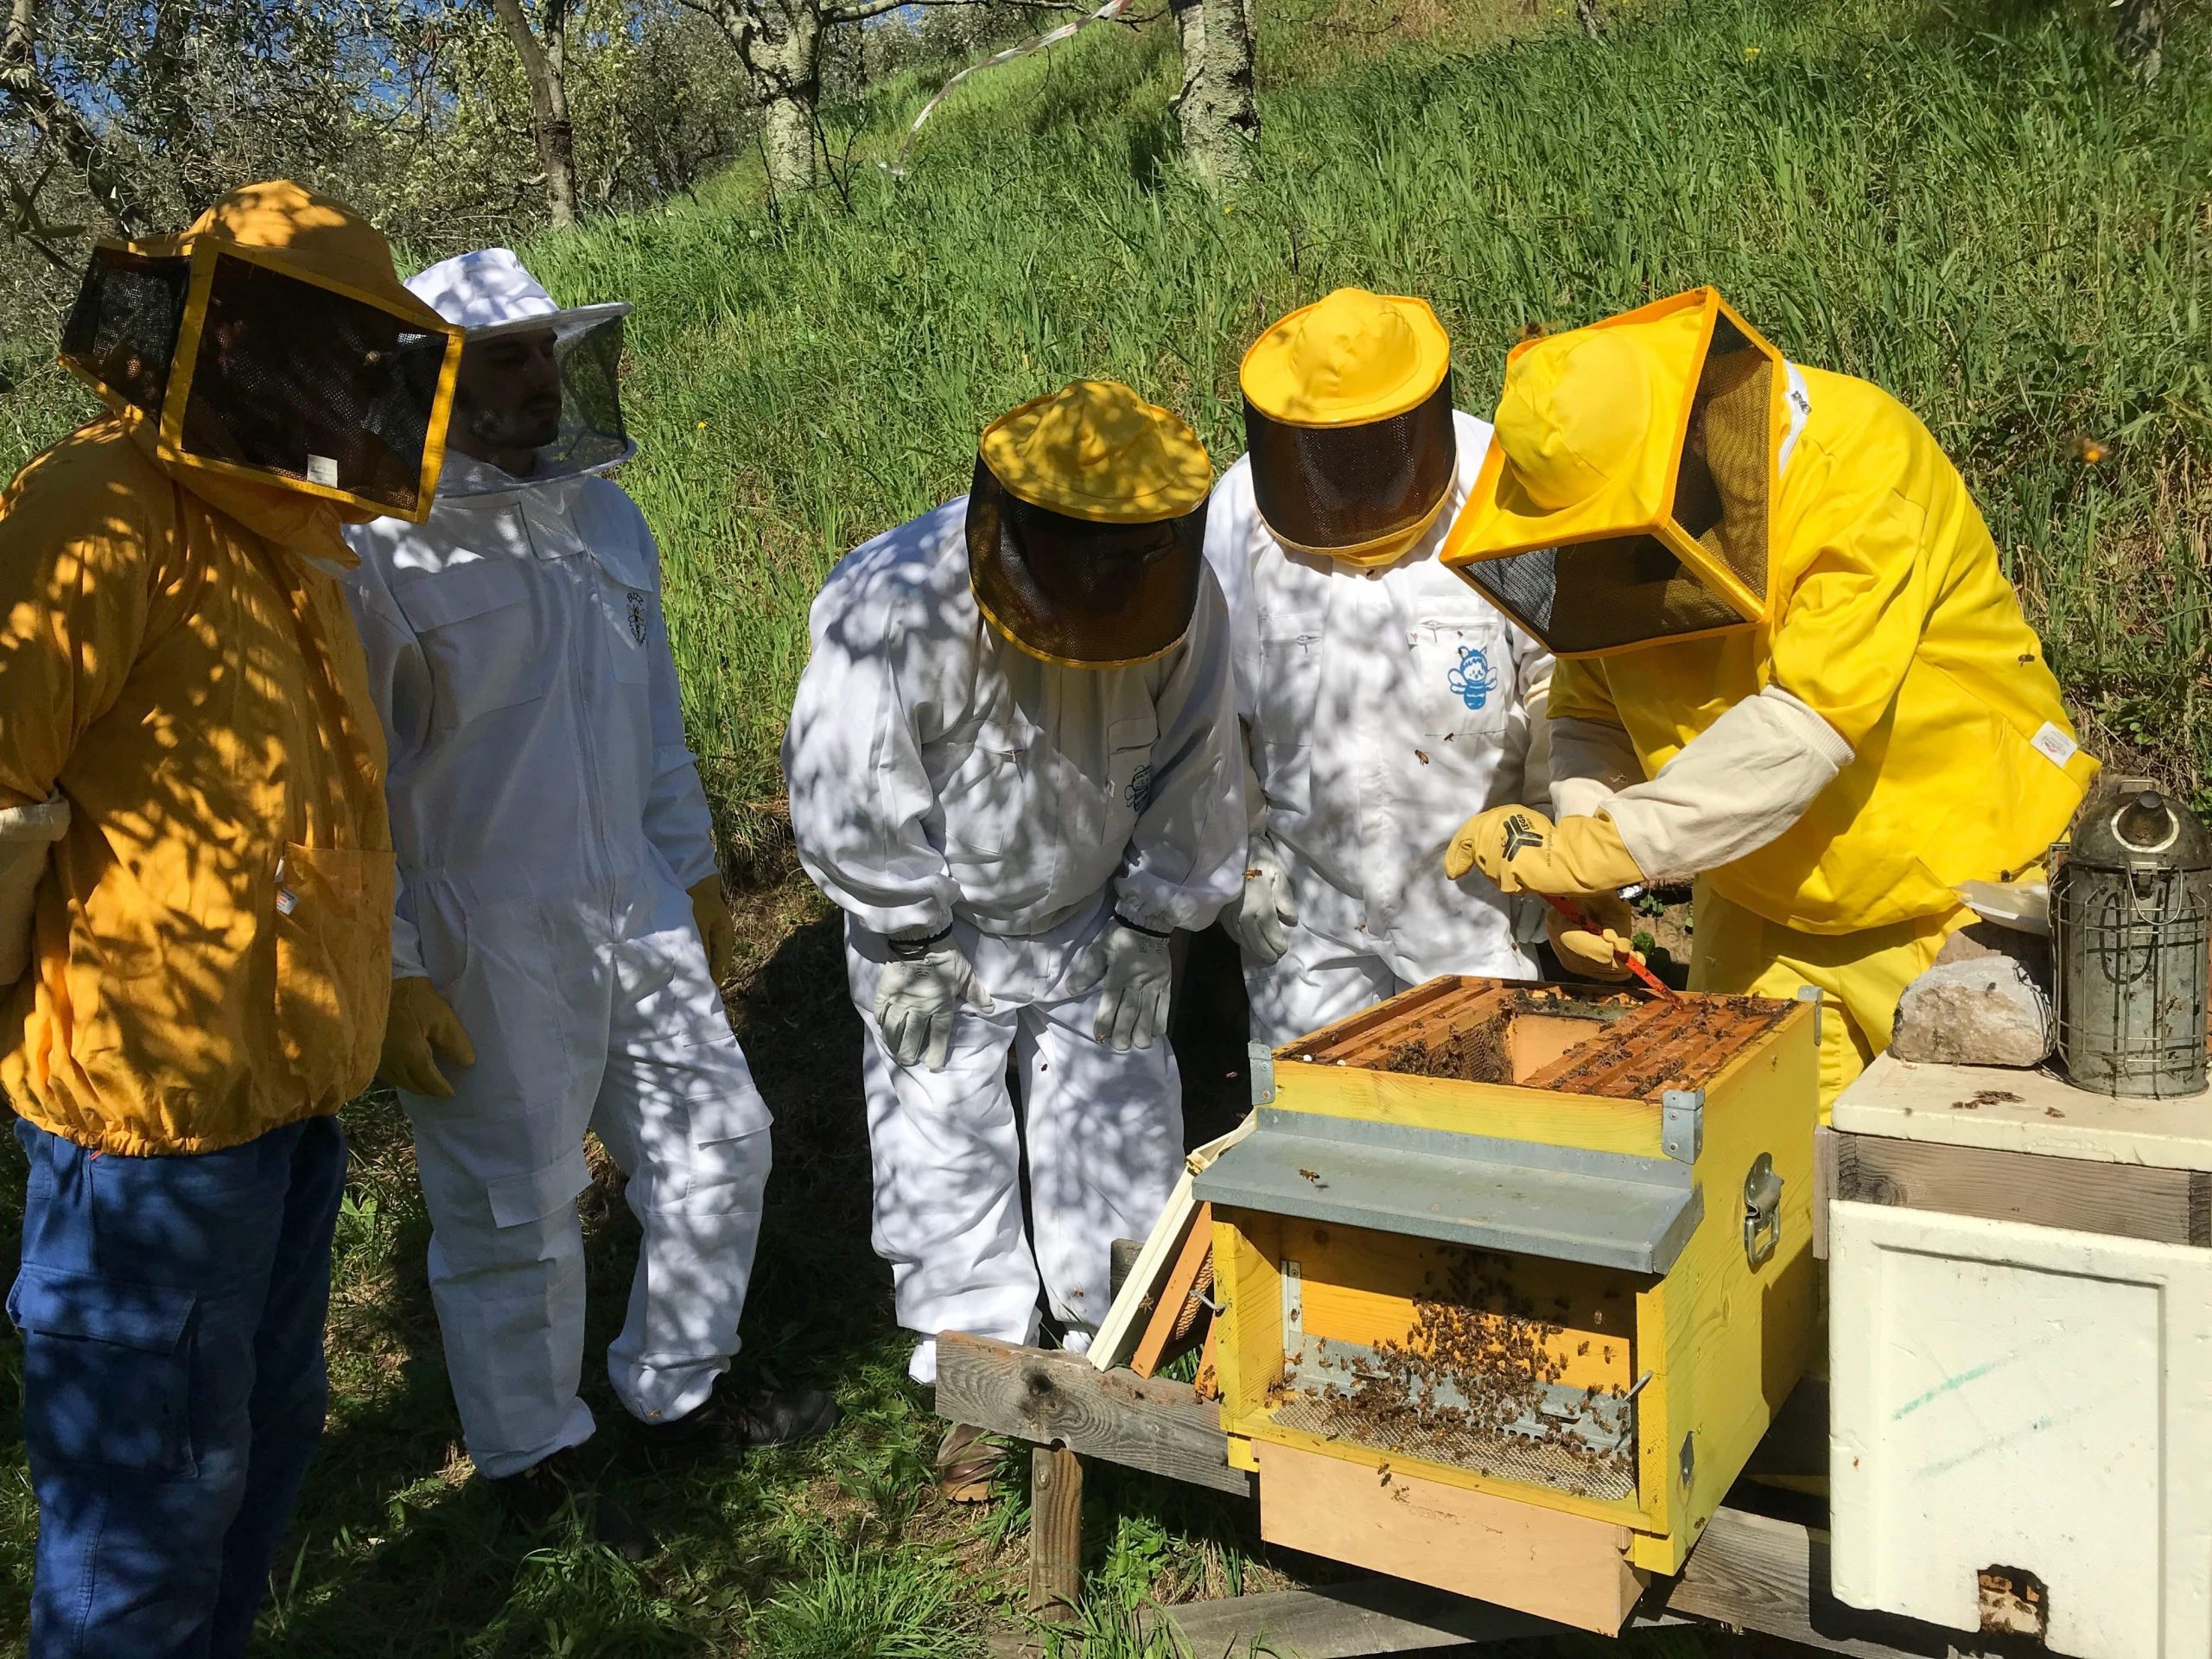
[1890,957,2052,1067]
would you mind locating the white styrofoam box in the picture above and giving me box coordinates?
[1829,1200,2212,1657]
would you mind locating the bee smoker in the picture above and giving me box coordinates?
[2051,780,2212,1096]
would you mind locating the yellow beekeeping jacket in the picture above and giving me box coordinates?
[1550,366,2096,935]
[0,416,394,1155]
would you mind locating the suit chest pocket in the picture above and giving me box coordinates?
[1408,615,1513,740]
[394,560,543,732]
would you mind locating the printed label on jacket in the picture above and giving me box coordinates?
[2031,721,2080,768]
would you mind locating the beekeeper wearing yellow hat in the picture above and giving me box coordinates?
[785,380,1243,1489]
[0,181,459,1656]
[1205,289,1554,1044]
[1442,288,2098,1110]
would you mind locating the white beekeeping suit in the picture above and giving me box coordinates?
[784,381,1244,1389]
[344,249,804,1488]
[1212,291,1553,1046]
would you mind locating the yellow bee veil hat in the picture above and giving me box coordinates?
[967,379,1212,669]
[1239,288,1457,566]
[58,180,464,523]
[1442,287,1786,656]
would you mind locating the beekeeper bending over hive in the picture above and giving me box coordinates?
[785,380,1245,1496]
[1442,287,2097,1111]
[346,249,836,1558]
[1205,289,1557,1045]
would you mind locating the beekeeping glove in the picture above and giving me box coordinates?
[379,976,477,1100]
[0,793,67,987]
[688,874,737,984]
[1446,805,1647,897]
[1545,892,1644,983]
[1220,835,1297,966]
[1066,915,1174,1051]
[875,928,995,1071]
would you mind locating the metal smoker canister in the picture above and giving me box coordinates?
[2052,783,2212,1097]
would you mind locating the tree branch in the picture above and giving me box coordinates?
[1,0,151,232]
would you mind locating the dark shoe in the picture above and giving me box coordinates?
[650,1382,842,1453]
[936,1421,999,1503]
[486,1448,658,1562]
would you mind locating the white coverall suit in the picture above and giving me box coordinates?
[1204,411,1554,1046]
[346,457,772,1477]
[783,499,1245,1384]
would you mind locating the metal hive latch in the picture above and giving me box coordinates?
[1742,1153,1783,1268]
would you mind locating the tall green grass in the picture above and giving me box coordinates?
[518,0,2212,856]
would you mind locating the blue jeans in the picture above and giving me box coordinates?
[8,1114,348,1658]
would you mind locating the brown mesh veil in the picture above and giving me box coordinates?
[1454,316,1773,656]
[1243,375,1457,556]
[967,458,1206,668]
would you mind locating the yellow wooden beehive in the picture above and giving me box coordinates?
[1192,976,1820,1631]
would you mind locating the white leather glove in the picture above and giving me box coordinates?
[1220,836,1296,966]
[0,794,69,987]
[875,931,995,1071]
[1066,916,1173,1051]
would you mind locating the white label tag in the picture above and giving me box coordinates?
[305,454,340,488]
[276,887,299,917]
[2031,721,2079,768]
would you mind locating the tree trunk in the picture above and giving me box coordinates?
[1,0,150,231]
[1169,0,1258,194]
[1574,0,1605,40]
[2114,0,2163,83]
[734,1,823,198]
[491,0,580,227]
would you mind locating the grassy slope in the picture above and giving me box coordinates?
[516,0,2209,849]
[3,0,2209,1653]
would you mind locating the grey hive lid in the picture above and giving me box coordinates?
[1193,1109,1703,1274]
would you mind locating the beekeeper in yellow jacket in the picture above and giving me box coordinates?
[1441,288,2097,1110]
[0,181,460,1656]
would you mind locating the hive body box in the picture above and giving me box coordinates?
[1192,976,1821,1631]
[1827,1055,2212,1657]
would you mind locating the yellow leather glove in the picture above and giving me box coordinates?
[689,874,736,984]
[1445,805,1647,896]
[378,976,476,1099]
[1545,892,1645,983]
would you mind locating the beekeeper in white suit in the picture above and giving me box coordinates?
[785,379,1244,1497]
[346,248,836,1556]
[1205,289,1557,1046]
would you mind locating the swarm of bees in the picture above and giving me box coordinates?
[1289,1250,1637,1489]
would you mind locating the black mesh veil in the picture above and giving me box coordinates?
[540,312,632,478]
[1243,374,1457,556]
[60,238,457,519]
[966,459,1206,667]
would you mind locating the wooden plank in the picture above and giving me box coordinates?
[1148,1579,1555,1657]
[1662,1506,1955,1657]
[1027,1446,1082,1620]
[1256,1440,1646,1635]
[1836,1129,2204,1245]
[935,1332,1253,1497]
[1814,1125,1838,1260]
[1832,1053,2212,1172]
[1092,1118,1256,1371]
[1130,1202,1213,1378]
